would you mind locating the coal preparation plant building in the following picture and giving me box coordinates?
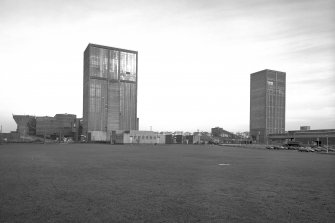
[36,114,77,138]
[83,44,138,142]
[12,115,36,136]
[12,114,80,141]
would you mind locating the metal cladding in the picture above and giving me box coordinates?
[83,44,138,137]
[211,127,238,138]
[36,114,76,137]
[36,116,56,136]
[12,115,36,136]
[165,135,173,144]
[12,114,77,139]
[269,129,335,145]
[250,69,286,144]
[175,135,183,144]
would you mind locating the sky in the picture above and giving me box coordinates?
[0,0,334,133]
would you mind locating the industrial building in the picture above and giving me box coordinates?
[109,131,200,145]
[211,127,237,138]
[250,69,286,144]
[111,130,165,144]
[12,115,36,136]
[211,127,246,144]
[83,44,138,142]
[268,128,335,146]
[36,114,78,138]
[12,114,80,141]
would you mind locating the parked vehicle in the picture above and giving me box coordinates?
[283,143,302,150]
[298,147,314,152]
[274,145,285,150]
[298,147,308,152]
[286,141,303,150]
[306,147,315,152]
[312,146,327,152]
[288,145,299,150]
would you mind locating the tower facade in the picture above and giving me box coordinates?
[250,69,286,144]
[83,44,138,139]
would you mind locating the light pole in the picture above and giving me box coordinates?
[258,131,260,144]
[327,134,329,153]
[0,125,2,144]
[101,97,104,131]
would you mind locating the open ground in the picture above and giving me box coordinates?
[0,143,334,222]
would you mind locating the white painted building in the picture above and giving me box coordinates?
[113,130,165,144]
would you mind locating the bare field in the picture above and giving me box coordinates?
[0,143,334,222]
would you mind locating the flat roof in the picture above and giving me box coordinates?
[85,43,138,54]
[250,69,286,75]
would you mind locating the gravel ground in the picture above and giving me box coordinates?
[0,143,334,222]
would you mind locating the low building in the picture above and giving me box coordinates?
[268,129,335,146]
[110,130,165,144]
[0,132,20,142]
[165,134,174,144]
[88,131,108,142]
[175,135,183,144]
[193,135,201,144]
[108,131,200,145]
[211,127,241,144]
[211,127,237,138]
[184,135,201,144]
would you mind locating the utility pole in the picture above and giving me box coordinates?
[0,125,2,144]
[101,97,104,132]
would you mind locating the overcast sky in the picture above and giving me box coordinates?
[0,0,334,133]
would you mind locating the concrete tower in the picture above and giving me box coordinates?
[250,69,286,144]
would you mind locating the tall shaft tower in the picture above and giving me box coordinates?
[83,44,138,139]
[250,69,286,143]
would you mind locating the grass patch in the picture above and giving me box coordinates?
[0,143,334,222]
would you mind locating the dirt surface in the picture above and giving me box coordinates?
[0,143,334,222]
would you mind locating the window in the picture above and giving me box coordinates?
[90,83,93,93]
[90,47,108,78]
[119,52,137,82]
[109,50,119,80]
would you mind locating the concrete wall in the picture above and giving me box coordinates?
[250,71,267,143]
[89,131,107,142]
